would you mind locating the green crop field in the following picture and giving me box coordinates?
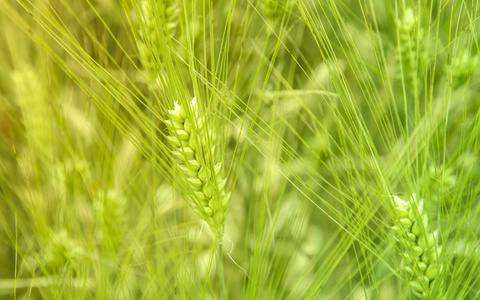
[1,0,479,299]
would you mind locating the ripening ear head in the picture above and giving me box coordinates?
[165,97,231,239]
[391,194,443,298]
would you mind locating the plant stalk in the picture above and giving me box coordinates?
[218,240,226,300]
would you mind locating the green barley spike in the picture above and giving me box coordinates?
[165,97,231,239]
[450,49,479,88]
[258,0,294,24]
[138,0,180,75]
[138,0,160,77]
[397,8,422,93]
[392,194,443,299]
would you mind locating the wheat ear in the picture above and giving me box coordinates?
[392,194,443,298]
[165,97,231,239]
[397,8,421,94]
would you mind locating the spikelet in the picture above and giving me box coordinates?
[95,189,126,253]
[165,0,181,39]
[397,8,422,92]
[41,230,82,272]
[450,49,479,88]
[165,97,230,239]
[392,194,443,298]
[258,0,294,24]
[138,0,183,77]
[137,0,160,77]
[423,165,457,205]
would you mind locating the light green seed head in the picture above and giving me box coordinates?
[392,194,443,298]
[166,97,231,238]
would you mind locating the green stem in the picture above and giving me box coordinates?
[218,240,226,300]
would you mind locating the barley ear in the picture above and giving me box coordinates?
[165,97,231,239]
[392,194,443,299]
[450,50,479,88]
[397,8,422,94]
[258,0,294,24]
